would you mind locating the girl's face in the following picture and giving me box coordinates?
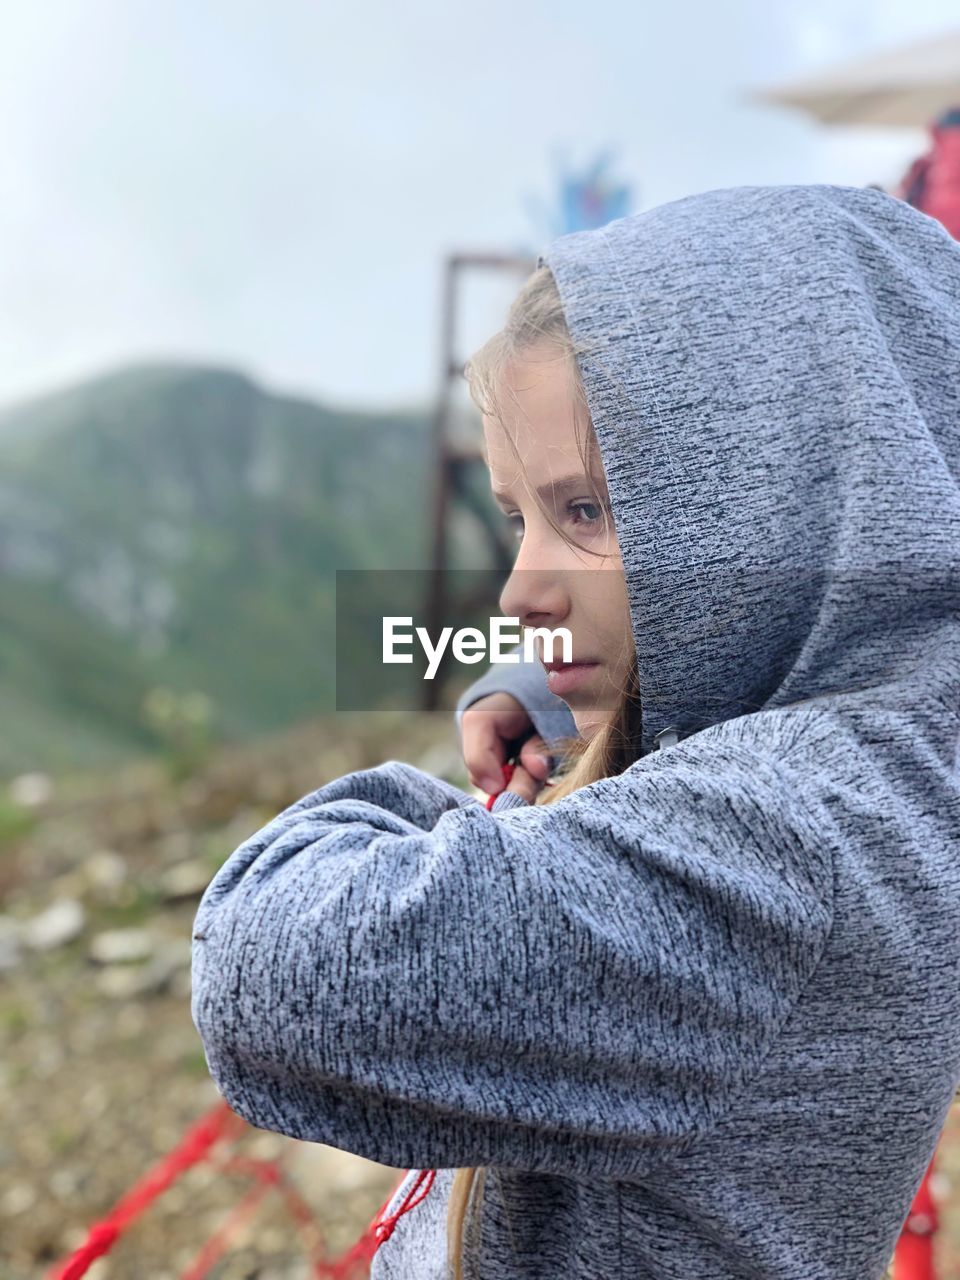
[483,345,634,742]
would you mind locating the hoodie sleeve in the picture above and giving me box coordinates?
[489,788,530,812]
[191,737,834,1179]
[453,641,578,753]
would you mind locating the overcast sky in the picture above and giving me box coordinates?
[0,0,956,413]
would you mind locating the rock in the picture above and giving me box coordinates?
[288,1140,394,1195]
[82,850,127,892]
[8,772,53,808]
[156,937,193,972]
[414,744,467,785]
[0,916,21,971]
[81,1083,109,1119]
[155,830,192,866]
[89,928,154,965]
[21,899,85,951]
[159,860,211,901]
[34,1037,64,1077]
[95,938,192,999]
[114,1003,148,1038]
[0,1182,37,1215]
[170,968,192,1000]
[48,1169,80,1200]
[48,870,88,900]
[95,965,150,1000]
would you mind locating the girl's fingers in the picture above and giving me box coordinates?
[460,706,510,795]
[460,694,534,795]
[518,735,553,782]
[504,761,545,803]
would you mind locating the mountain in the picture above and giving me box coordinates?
[0,362,441,779]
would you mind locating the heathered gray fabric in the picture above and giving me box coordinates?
[192,183,960,1279]
[488,787,529,812]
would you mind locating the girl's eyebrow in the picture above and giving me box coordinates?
[491,473,605,509]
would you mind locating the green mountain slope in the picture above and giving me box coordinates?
[0,363,435,778]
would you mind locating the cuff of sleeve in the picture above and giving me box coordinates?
[452,648,578,753]
[490,790,529,812]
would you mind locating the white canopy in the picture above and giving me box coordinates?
[746,28,960,128]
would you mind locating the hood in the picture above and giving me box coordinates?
[539,183,960,758]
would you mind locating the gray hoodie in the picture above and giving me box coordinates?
[191,183,960,1279]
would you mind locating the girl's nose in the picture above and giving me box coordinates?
[499,565,569,631]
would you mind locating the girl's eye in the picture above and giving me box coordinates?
[504,500,606,543]
[569,501,603,527]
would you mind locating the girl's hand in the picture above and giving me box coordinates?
[501,759,548,804]
[460,692,553,797]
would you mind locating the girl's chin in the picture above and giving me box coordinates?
[572,711,605,743]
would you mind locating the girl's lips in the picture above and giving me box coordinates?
[544,662,600,696]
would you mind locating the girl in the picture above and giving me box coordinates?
[192,183,960,1279]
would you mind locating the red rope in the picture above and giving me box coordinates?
[179,1176,274,1280]
[485,762,516,809]
[49,1102,245,1280]
[314,1169,438,1279]
[47,1099,423,1280]
[180,1153,328,1279]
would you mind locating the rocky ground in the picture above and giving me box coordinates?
[0,712,462,1278]
[1,712,958,1278]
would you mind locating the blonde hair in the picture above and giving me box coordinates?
[447,265,643,1277]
